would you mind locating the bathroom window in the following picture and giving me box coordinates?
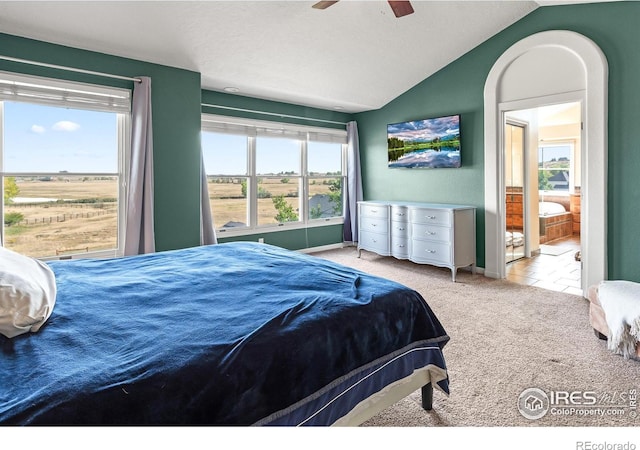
[538,143,573,194]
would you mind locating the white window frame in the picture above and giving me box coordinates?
[538,139,575,197]
[202,114,347,237]
[0,71,131,259]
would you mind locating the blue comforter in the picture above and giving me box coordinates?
[0,242,448,425]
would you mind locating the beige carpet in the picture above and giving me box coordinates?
[311,246,640,427]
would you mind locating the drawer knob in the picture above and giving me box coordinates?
[398,227,405,231]
[426,231,436,235]
[426,249,436,253]
[426,215,436,219]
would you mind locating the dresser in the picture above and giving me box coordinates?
[357,201,476,282]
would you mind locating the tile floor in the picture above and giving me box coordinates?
[505,235,583,296]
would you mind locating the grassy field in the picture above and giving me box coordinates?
[209,177,341,227]
[5,177,341,258]
[5,178,119,258]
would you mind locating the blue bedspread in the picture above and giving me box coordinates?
[0,242,448,425]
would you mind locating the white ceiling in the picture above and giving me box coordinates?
[0,0,617,113]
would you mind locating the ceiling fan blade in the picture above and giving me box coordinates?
[388,1,414,18]
[312,1,339,10]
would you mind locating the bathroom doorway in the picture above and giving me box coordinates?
[504,102,583,295]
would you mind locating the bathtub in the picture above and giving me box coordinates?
[539,202,572,244]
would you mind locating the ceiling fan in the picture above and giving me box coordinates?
[312,1,415,18]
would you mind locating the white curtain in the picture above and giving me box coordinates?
[343,120,363,243]
[200,152,217,245]
[124,76,155,255]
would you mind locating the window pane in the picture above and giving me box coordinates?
[202,131,247,175]
[256,137,300,176]
[308,177,343,219]
[208,177,249,229]
[3,101,118,173]
[538,145,571,191]
[257,177,300,225]
[308,141,342,175]
[4,176,118,258]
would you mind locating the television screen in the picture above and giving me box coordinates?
[387,114,461,168]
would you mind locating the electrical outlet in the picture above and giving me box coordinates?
[258,237,264,243]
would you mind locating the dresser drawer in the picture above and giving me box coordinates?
[410,208,452,226]
[411,223,451,243]
[391,236,409,258]
[359,203,389,219]
[390,205,409,222]
[360,216,388,233]
[390,221,409,237]
[410,240,452,265]
[358,230,389,254]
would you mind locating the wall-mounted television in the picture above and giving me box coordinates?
[387,114,461,169]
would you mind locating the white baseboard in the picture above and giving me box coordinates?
[299,242,347,254]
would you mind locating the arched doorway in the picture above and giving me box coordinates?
[483,30,608,295]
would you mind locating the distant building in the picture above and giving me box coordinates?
[548,171,569,190]
[309,194,336,218]
[222,221,246,228]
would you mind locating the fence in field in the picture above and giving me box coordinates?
[10,201,116,208]
[13,209,116,226]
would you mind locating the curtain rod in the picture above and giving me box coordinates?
[0,55,142,83]
[201,103,348,126]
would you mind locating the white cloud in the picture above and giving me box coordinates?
[52,121,81,132]
[30,125,46,134]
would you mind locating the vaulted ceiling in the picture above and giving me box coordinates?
[0,1,618,113]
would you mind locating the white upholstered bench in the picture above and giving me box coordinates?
[589,281,640,359]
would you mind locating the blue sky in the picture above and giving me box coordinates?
[201,132,342,176]
[388,114,460,143]
[4,101,342,176]
[539,144,571,164]
[3,101,118,173]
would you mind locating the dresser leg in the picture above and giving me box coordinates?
[451,268,457,282]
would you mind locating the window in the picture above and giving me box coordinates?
[0,71,130,259]
[256,136,302,226]
[307,140,344,220]
[538,142,574,194]
[201,114,347,234]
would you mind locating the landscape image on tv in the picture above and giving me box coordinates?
[387,114,461,168]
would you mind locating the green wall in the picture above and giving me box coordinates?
[202,89,352,131]
[216,224,344,251]
[354,2,640,279]
[0,32,202,252]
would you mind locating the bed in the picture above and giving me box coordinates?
[0,242,449,426]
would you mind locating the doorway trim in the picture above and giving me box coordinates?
[483,30,608,294]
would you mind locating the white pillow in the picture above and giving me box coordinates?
[0,246,57,338]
